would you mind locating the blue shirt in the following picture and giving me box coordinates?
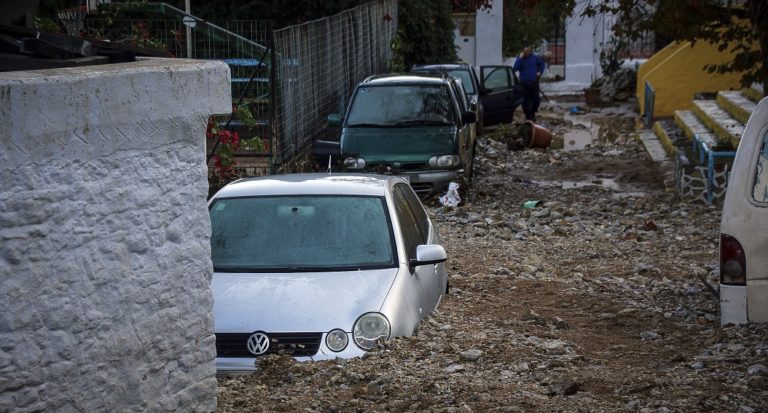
[513,54,545,84]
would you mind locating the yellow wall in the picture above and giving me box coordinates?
[636,41,685,108]
[638,40,750,118]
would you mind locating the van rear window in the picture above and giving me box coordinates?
[753,130,768,203]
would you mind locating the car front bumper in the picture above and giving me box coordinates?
[216,332,367,375]
[401,169,463,197]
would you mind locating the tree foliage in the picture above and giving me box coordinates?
[390,0,458,70]
[574,0,768,94]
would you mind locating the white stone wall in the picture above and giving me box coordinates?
[0,58,231,411]
[453,1,504,68]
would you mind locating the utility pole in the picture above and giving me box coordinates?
[185,0,192,58]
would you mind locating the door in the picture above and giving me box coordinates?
[393,184,443,315]
[479,65,523,126]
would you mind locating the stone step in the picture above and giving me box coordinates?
[692,99,744,147]
[743,82,764,103]
[674,109,718,149]
[717,90,756,124]
[652,121,676,157]
[652,119,689,158]
[637,130,670,162]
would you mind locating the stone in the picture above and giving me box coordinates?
[747,364,768,376]
[460,349,483,362]
[547,379,579,396]
[553,317,569,330]
[640,331,660,341]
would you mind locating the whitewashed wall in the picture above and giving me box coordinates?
[454,1,504,67]
[0,58,230,412]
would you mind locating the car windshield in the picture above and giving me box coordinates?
[209,195,396,272]
[346,84,454,127]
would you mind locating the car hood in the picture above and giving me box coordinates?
[341,126,457,163]
[212,268,399,333]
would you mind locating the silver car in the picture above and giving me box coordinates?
[208,173,448,372]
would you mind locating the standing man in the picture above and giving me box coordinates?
[512,46,545,122]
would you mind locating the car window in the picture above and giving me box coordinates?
[209,195,395,271]
[392,187,421,259]
[753,130,768,203]
[346,85,455,127]
[448,69,476,94]
[482,67,511,91]
[396,183,429,242]
[450,80,469,114]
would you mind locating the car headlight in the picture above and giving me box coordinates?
[353,312,390,350]
[343,157,366,170]
[428,155,460,168]
[325,329,349,352]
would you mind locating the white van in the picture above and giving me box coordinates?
[720,96,768,325]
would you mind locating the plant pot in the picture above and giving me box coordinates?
[584,87,600,106]
[521,120,552,148]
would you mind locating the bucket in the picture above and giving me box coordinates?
[521,121,552,148]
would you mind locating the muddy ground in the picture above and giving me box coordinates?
[217,100,768,412]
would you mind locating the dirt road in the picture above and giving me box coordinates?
[217,102,768,412]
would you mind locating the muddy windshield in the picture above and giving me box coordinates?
[209,196,396,272]
[346,84,455,127]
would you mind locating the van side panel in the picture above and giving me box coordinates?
[747,281,768,321]
[721,97,768,324]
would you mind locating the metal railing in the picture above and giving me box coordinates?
[644,80,655,128]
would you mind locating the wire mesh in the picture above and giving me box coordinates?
[271,0,398,164]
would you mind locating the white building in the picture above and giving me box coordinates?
[454,1,640,93]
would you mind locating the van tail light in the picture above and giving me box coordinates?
[720,233,746,285]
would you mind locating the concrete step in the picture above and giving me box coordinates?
[692,99,744,147]
[674,109,718,149]
[717,90,756,124]
[637,129,675,191]
[743,82,764,102]
[637,130,670,162]
[652,119,690,158]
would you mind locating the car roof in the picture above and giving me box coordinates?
[211,173,402,198]
[412,63,469,71]
[362,72,449,86]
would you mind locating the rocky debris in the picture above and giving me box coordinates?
[217,101,768,413]
[591,67,637,102]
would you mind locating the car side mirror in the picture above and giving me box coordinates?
[410,244,447,267]
[461,111,476,124]
[480,87,492,95]
[327,113,342,126]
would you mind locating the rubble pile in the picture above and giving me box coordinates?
[217,102,768,413]
[592,68,637,102]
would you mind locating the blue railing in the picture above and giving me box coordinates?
[644,81,655,128]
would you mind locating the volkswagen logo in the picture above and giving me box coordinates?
[246,332,270,355]
[393,162,401,168]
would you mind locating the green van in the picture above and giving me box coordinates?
[332,73,476,197]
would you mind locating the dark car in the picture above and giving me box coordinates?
[331,72,476,197]
[411,63,523,132]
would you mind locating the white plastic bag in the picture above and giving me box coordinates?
[439,182,461,207]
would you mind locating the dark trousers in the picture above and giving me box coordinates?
[521,81,541,122]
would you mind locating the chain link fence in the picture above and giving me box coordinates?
[271,0,398,165]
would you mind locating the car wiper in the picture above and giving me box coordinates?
[346,122,395,128]
[391,120,453,127]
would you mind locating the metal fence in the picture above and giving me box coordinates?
[271,0,398,164]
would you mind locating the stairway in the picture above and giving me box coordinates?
[644,83,763,204]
